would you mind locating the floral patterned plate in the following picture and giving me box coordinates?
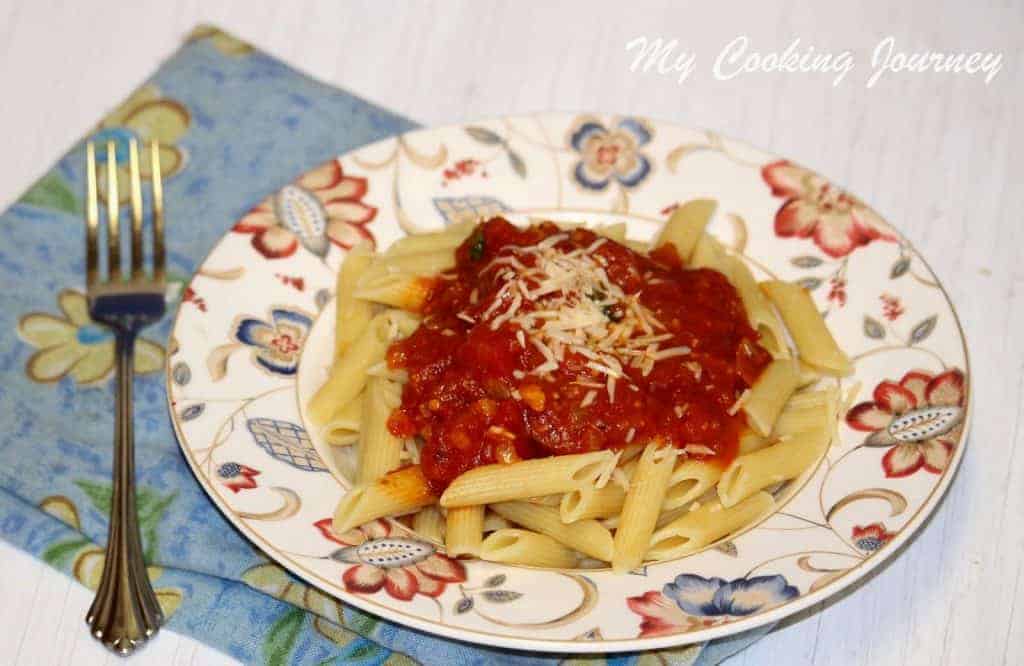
[167,112,970,652]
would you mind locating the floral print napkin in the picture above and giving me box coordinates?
[0,25,769,665]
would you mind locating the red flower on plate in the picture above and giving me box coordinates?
[881,293,904,321]
[851,523,896,553]
[314,518,466,601]
[627,591,695,637]
[762,160,897,258]
[233,160,376,259]
[846,368,966,477]
[828,277,847,307]
[216,462,260,493]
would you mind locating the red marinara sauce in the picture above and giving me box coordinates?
[386,218,772,494]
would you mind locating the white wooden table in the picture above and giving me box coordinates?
[0,1,1020,664]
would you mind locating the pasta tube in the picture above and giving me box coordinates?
[334,242,376,358]
[490,501,614,562]
[355,377,404,484]
[445,505,484,557]
[761,280,852,375]
[648,492,774,560]
[439,450,616,508]
[742,358,800,436]
[717,428,830,507]
[333,465,436,533]
[309,310,418,425]
[612,443,677,573]
[480,529,578,568]
[651,199,717,262]
[412,505,445,543]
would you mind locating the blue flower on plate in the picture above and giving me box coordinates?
[568,116,653,191]
[663,574,799,617]
[233,307,312,375]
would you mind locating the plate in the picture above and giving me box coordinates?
[167,112,970,652]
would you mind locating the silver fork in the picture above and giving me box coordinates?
[83,138,166,655]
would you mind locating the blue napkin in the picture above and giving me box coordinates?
[0,26,770,665]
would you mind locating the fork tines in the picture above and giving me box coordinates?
[85,139,165,288]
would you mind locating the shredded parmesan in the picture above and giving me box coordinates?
[402,438,422,464]
[611,466,630,490]
[466,229,692,401]
[593,450,622,489]
[727,389,752,416]
[683,443,715,456]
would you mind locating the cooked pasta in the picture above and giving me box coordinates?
[480,529,578,568]
[490,501,614,562]
[310,214,848,571]
[354,377,404,484]
[717,428,830,507]
[445,505,485,557]
[334,242,376,358]
[648,492,774,559]
[439,451,616,508]
[651,198,716,262]
[761,280,852,375]
[333,465,436,533]
[612,443,678,573]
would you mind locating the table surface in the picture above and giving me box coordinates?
[0,1,1021,664]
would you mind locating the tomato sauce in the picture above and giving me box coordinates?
[386,218,771,494]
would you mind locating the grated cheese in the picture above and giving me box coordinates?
[467,229,692,400]
[683,443,715,456]
[727,389,751,416]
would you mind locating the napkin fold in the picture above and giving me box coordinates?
[0,26,769,665]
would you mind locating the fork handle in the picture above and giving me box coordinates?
[86,328,164,654]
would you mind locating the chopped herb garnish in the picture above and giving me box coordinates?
[587,289,607,302]
[469,232,486,261]
[602,304,624,322]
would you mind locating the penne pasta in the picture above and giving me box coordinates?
[761,280,852,376]
[612,443,678,573]
[309,310,419,425]
[689,232,730,272]
[796,360,822,387]
[648,492,774,559]
[786,386,839,410]
[651,199,717,262]
[480,529,578,568]
[717,428,830,507]
[522,495,562,507]
[383,221,477,257]
[334,242,376,358]
[482,510,513,533]
[445,505,485,557]
[742,358,801,436]
[563,455,723,521]
[772,403,831,437]
[596,222,628,242]
[662,459,723,511]
[439,450,616,508]
[725,255,791,360]
[412,505,445,543]
[355,377,404,484]
[322,393,363,447]
[353,273,436,312]
[313,217,852,573]
[738,430,768,455]
[491,501,614,562]
[560,484,626,522]
[362,249,457,286]
[333,465,437,533]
